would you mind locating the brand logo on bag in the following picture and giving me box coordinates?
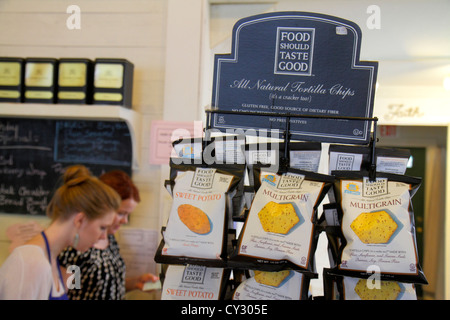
[182,265,206,284]
[192,168,216,189]
[277,173,304,189]
[180,145,195,158]
[363,177,388,197]
[262,174,277,186]
[344,182,360,195]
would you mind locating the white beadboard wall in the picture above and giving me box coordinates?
[0,0,168,264]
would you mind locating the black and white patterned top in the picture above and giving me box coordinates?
[58,234,126,300]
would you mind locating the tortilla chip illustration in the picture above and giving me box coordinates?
[258,201,299,234]
[354,279,401,300]
[177,204,211,234]
[254,270,291,287]
[350,210,398,244]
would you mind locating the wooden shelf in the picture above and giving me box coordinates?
[0,103,141,169]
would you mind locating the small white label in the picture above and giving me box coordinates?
[336,26,348,35]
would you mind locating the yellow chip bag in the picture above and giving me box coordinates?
[258,201,299,234]
[350,210,397,244]
[233,169,333,272]
[354,279,401,300]
[331,172,427,285]
[254,270,291,287]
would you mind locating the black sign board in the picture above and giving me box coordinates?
[210,12,378,144]
[0,118,132,215]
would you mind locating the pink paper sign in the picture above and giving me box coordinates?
[149,120,203,165]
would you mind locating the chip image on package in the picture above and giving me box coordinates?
[350,210,398,244]
[177,204,212,235]
[254,270,292,287]
[257,201,301,235]
[354,279,402,300]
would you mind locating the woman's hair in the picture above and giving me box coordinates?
[46,165,121,221]
[99,170,140,202]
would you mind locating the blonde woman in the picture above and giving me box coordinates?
[0,165,121,300]
[59,170,158,300]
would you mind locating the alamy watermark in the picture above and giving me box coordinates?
[66,5,81,30]
[366,264,382,289]
[171,127,282,172]
[65,4,380,31]
[66,265,81,290]
[366,5,381,30]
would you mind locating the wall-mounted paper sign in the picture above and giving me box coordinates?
[149,120,203,165]
[211,12,378,144]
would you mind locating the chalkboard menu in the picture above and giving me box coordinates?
[211,12,378,144]
[0,118,132,215]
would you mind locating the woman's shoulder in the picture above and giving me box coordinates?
[10,244,46,261]
[0,245,52,299]
[8,245,49,269]
[0,245,50,283]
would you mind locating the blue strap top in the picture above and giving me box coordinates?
[41,231,69,300]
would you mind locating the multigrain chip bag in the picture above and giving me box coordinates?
[331,170,427,284]
[244,142,322,187]
[254,270,291,287]
[232,270,311,300]
[156,166,239,266]
[353,278,401,300]
[375,147,411,175]
[231,168,333,273]
[328,144,411,175]
[323,269,417,300]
